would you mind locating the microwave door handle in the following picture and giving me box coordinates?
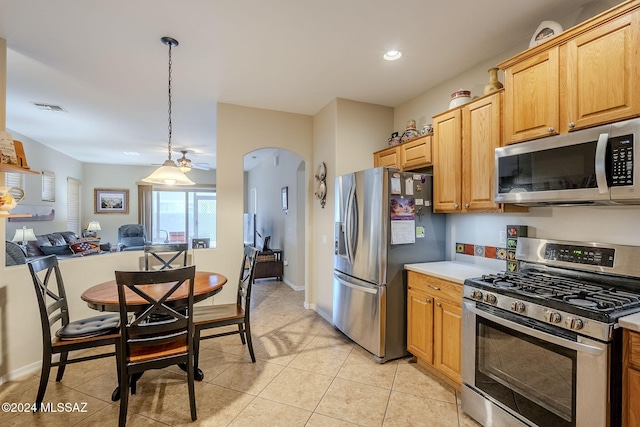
[595,132,609,194]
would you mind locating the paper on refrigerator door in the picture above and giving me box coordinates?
[391,220,415,244]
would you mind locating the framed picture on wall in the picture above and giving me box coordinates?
[94,188,129,214]
[281,186,288,211]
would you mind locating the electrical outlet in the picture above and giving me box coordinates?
[283,259,289,266]
[499,230,507,245]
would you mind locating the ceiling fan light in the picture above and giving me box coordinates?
[142,159,195,185]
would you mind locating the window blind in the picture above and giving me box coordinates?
[41,170,55,202]
[67,177,81,235]
[4,171,25,190]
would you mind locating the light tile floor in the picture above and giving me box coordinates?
[0,280,482,426]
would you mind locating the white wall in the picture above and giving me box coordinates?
[4,130,83,239]
[216,103,313,307]
[311,98,394,320]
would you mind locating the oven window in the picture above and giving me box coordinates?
[476,317,577,427]
[497,141,597,193]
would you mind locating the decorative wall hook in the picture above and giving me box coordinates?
[314,162,327,208]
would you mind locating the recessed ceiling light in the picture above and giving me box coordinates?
[383,50,403,61]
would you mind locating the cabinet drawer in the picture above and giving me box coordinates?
[407,271,462,302]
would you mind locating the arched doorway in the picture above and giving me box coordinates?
[243,148,306,296]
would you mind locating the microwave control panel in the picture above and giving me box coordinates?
[610,133,633,186]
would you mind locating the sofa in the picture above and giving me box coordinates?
[24,231,110,260]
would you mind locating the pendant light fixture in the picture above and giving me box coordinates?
[142,36,195,186]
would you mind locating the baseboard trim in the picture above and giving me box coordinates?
[0,360,41,385]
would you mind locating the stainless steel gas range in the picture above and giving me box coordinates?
[461,237,640,427]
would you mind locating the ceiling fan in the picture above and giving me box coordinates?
[175,149,210,172]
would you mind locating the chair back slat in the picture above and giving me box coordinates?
[115,265,196,365]
[27,255,71,341]
[144,243,189,270]
[238,246,259,310]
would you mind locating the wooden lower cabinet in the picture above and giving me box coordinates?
[624,329,640,427]
[407,271,462,386]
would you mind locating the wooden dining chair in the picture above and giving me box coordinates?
[27,255,120,411]
[193,246,259,375]
[114,265,197,426]
[143,243,189,270]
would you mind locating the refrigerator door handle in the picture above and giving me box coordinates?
[334,272,379,294]
[344,180,357,265]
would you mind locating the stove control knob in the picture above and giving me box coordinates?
[471,290,483,301]
[483,294,497,305]
[511,301,526,313]
[565,317,584,330]
[545,311,562,324]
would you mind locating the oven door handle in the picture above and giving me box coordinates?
[463,302,605,356]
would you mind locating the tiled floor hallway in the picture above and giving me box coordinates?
[0,280,481,426]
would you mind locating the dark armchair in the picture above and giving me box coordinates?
[117,224,149,252]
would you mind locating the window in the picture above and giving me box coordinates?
[67,177,81,235]
[150,188,216,247]
[4,171,25,190]
[41,170,55,202]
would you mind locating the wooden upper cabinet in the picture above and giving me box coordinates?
[373,146,399,168]
[433,109,462,211]
[373,135,432,171]
[501,2,640,144]
[400,135,432,170]
[563,10,640,131]
[503,47,559,144]
[433,92,503,213]
[462,93,502,211]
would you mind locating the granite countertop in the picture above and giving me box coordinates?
[404,261,502,285]
[619,313,640,333]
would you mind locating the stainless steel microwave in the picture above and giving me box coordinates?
[495,118,640,206]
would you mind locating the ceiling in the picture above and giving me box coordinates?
[0,0,614,170]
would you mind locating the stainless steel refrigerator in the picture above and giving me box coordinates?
[333,167,445,362]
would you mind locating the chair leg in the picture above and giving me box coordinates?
[34,351,52,412]
[188,356,197,421]
[118,374,129,427]
[237,324,246,345]
[245,322,256,363]
[55,351,68,381]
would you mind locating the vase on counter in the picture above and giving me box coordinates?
[483,67,503,95]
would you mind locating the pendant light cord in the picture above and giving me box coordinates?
[167,41,173,161]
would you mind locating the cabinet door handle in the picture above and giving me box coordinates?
[569,122,575,129]
[454,203,459,209]
[464,203,469,208]
[436,302,442,307]
[425,298,432,303]
[428,285,440,291]
[548,127,555,133]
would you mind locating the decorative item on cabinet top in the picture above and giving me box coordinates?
[388,132,401,147]
[483,67,503,95]
[314,162,327,208]
[449,89,472,109]
[529,20,563,48]
[401,119,420,143]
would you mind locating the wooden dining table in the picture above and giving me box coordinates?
[81,271,228,313]
[81,270,227,394]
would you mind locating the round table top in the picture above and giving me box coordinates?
[81,271,228,312]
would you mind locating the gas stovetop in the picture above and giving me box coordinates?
[466,269,640,322]
[463,237,640,341]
